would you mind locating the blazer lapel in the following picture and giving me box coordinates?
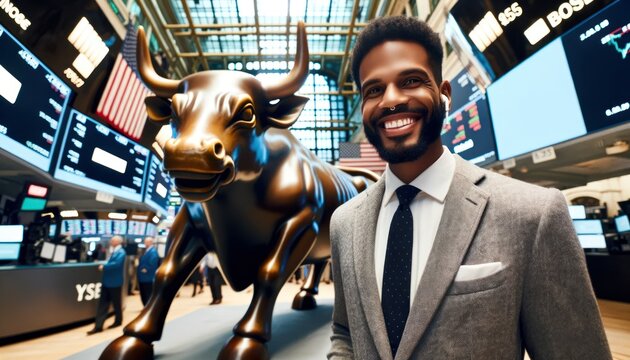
[395,157,489,360]
[352,177,394,360]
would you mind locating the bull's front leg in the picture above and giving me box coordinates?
[100,207,208,360]
[218,206,318,360]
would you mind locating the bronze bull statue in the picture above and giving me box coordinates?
[100,21,378,359]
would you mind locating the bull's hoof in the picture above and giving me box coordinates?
[291,290,317,310]
[218,335,269,360]
[99,335,154,360]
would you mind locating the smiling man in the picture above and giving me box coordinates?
[327,16,611,360]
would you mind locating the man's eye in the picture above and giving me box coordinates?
[365,87,381,96]
[402,78,421,87]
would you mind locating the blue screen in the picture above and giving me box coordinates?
[0,24,72,171]
[573,219,604,235]
[615,215,630,233]
[0,243,21,260]
[53,109,150,202]
[487,38,587,160]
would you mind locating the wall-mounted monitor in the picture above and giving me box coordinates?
[144,154,174,215]
[0,24,72,171]
[615,215,630,233]
[61,219,82,236]
[0,225,24,261]
[146,223,157,237]
[112,220,127,235]
[441,70,497,166]
[487,38,587,160]
[449,0,615,80]
[577,234,607,249]
[561,0,630,133]
[128,221,147,236]
[53,109,150,202]
[573,219,604,235]
[568,205,587,220]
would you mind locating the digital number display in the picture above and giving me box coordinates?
[61,220,82,236]
[0,24,72,171]
[562,0,630,132]
[144,154,174,215]
[53,109,150,202]
[441,70,497,165]
[450,0,615,79]
[128,221,147,236]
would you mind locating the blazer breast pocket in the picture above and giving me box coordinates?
[448,262,507,295]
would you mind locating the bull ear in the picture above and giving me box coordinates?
[145,96,172,124]
[265,95,309,129]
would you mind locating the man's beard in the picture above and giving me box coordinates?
[364,101,446,164]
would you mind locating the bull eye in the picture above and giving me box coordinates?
[230,104,256,129]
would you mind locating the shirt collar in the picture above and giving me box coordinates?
[383,146,455,206]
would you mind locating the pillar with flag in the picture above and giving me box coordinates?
[337,142,387,174]
[96,22,153,140]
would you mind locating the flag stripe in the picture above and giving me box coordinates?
[96,22,152,140]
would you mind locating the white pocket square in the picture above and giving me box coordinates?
[454,262,504,282]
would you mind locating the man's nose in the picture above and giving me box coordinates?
[380,84,408,110]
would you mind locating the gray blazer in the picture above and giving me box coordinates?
[328,155,611,360]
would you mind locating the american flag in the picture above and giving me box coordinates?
[337,142,387,174]
[96,22,152,140]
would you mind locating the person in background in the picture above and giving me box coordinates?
[137,237,160,306]
[201,251,223,305]
[87,236,126,335]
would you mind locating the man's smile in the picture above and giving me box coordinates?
[376,111,425,138]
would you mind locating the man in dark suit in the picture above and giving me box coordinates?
[87,235,126,335]
[328,16,611,360]
[137,237,159,306]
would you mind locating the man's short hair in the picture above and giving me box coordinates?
[351,16,444,90]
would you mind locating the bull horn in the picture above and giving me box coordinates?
[136,26,179,98]
[263,21,310,99]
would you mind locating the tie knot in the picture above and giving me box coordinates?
[396,185,420,207]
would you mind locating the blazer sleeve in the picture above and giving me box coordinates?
[521,189,612,359]
[328,210,354,359]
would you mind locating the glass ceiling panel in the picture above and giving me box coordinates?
[170,0,374,57]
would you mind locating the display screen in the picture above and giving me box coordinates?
[577,234,607,249]
[98,219,130,235]
[20,197,47,211]
[146,223,157,237]
[573,219,604,235]
[561,0,630,133]
[54,109,150,202]
[144,154,174,215]
[441,70,497,165]
[615,215,630,233]
[0,225,24,261]
[568,205,587,219]
[128,221,147,236]
[449,0,615,79]
[487,38,587,159]
[0,24,72,171]
[61,220,82,235]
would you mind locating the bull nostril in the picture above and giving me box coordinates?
[214,142,224,157]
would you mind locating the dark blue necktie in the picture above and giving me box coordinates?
[382,184,420,357]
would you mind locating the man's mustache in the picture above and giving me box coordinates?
[369,104,428,125]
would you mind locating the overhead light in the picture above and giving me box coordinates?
[60,210,79,218]
[132,214,149,220]
[152,215,160,224]
[41,212,55,218]
[108,212,127,220]
[605,140,629,155]
[27,184,49,198]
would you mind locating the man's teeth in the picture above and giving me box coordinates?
[384,118,415,129]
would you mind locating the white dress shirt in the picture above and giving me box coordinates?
[375,146,455,307]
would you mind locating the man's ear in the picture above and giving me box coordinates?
[265,95,310,129]
[145,96,172,124]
